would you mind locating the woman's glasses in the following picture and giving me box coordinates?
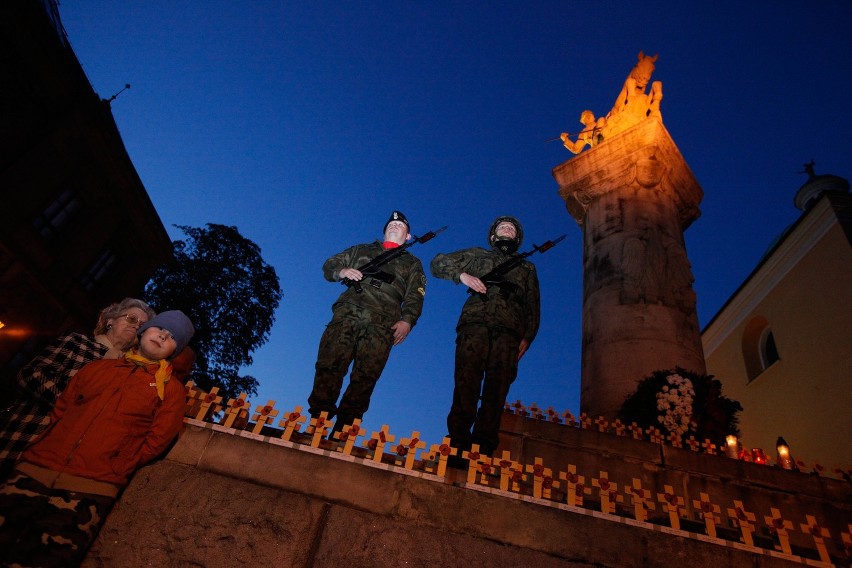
[118,313,145,327]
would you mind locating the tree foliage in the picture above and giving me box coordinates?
[144,224,282,400]
[617,367,743,447]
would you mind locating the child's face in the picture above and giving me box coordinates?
[138,326,177,360]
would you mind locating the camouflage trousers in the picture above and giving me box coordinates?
[0,471,115,568]
[447,325,520,456]
[308,307,394,426]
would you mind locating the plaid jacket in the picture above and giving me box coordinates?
[0,333,109,475]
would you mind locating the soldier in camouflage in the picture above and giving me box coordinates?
[431,216,540,456]
[308,211,427,432]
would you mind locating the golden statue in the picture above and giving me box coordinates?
[606,52,663,126]
[560,110,607,155]
[560,52,664,153]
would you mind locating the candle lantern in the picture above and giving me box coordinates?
[725,435,739,459]
[751,448,767,465]
[776,436,794,469]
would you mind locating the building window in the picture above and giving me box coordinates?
[759,327,780,369]
[742,316,780,382]
[32,187,82,238]
[79,249,117,292]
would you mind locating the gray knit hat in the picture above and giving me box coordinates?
[138,310,195,358]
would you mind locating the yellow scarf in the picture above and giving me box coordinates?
[125,351,172,400]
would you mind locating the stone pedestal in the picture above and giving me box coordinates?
[553,119,706,419]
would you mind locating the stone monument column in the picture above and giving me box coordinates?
[553,118,706,419]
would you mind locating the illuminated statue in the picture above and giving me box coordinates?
[560,52,664,153]
[560,110,607,154]
[607,51,663,125]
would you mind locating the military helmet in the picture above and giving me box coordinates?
[489,215,523,253]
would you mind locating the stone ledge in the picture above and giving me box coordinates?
[83,420,840,567]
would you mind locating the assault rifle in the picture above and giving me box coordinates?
[468,234,566,299]
[343,225,448,293]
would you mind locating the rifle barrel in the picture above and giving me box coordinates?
[416,225,448,243]
[539,235,567,250]
[344,225,447,292]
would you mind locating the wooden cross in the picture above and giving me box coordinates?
[629,422,644,440]
[612,419,626,437]
[278,406,306,442]
[511,400,528,417]
[195,387,222,421]
[476,457,497,487]
[524,457,554,499]
[394,431,426,470]
[628,478,655,523]
[562,411,578,428]
[426,437,456,477]
[508,464,525,493]
[528,402,543,420]
[841,524,852,561]
[307,412,331,448]
[594,415,609,433]
[701,439,717,455]
[525,457,546,498]
[692,492,721,538]
[666,431,683,448]
[184,381,204,417]
[545,406,561,424]
[646,426,662,445]
[592,471,620,514]
[579,413,592,430]
[493,451,519,492]
[657,485,686,530]
[559,464,588,507]
[363,425,395,463]
[800,514,832,564]
[251,400,279,434]
[222,392,250,428]
[541,467,558,500]
[332,415,356,436]
[726,500,757,547]
[685,435,700,452]
[462,445,484,484]
[333,418,363,456]
[764,507,794,555]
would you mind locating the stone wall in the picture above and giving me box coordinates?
[80,417,850,567]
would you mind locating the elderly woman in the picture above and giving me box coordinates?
[0,298,155,478]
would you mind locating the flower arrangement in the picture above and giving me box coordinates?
[655,373,695,437]
[618,367,742,447]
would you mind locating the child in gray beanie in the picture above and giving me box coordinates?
[138,309,195,358]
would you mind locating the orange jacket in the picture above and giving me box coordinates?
[21,357,186,487]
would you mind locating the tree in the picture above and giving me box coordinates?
[144,224,282,400]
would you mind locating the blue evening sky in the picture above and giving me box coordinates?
[58,1,851,445]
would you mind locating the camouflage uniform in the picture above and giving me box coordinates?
[431,217,540,455]
[308,241,426,427]
[0,471,114,567]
